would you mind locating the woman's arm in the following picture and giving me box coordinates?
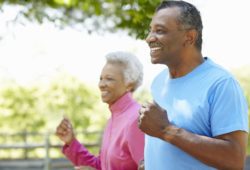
[56,117,101,169]
[62,139,101,169]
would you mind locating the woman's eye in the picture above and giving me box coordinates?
[106,77,114,81]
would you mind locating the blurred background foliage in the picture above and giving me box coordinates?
[0,0,161,39]
[0,73,106,134]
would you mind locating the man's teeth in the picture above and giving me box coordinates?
[151,47,162,51]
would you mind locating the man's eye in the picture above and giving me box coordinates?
[156,30,165,34]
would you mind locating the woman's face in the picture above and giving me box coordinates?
[98,63,129,105]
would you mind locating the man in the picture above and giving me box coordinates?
[138,1,249,170]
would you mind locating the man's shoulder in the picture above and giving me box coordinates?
[204,58,234,81]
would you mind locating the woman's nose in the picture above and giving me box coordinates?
[98,80,106,88]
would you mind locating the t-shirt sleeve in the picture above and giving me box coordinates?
[62,138,101,170]
[209,77,249,137]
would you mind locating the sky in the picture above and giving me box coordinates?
[0,0,250,89]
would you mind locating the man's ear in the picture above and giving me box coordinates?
[184,29,198,47]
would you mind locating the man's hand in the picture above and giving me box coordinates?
[138,102,170,139]
[55,117,75,145]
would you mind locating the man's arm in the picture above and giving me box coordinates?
[138,102,248,170]
[164,125,247,169]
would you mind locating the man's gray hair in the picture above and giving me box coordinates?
[105,51,143,92]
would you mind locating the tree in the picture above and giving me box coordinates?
[0,0,161,39]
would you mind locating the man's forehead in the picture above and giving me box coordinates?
[154,7,181,20]
[150,7,181,27]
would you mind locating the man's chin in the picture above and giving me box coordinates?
[151,58,159,64]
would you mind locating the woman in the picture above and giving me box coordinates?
[56,51,144,170]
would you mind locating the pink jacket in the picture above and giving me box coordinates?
[62,92,144,170]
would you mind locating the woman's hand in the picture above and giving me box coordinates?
[55,117,75,145]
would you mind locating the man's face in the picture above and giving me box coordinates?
[146,7,187,65]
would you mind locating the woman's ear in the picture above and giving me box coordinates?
[126,82,135,92]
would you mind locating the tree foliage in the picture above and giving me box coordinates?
[0,73,108,133]
[0,0,161,39]
[0,85,44,132]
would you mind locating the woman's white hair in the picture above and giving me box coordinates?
[105,51,143,92]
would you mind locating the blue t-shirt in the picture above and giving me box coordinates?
[145,58,249,170]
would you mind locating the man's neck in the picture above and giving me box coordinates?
[168,52,203,78]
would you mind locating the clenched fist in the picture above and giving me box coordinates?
[138,102,170,139]
[55,117,75,145]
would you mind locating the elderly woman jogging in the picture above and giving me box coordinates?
[56,51,145,170]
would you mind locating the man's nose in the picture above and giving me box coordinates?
[146,32,157,44]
